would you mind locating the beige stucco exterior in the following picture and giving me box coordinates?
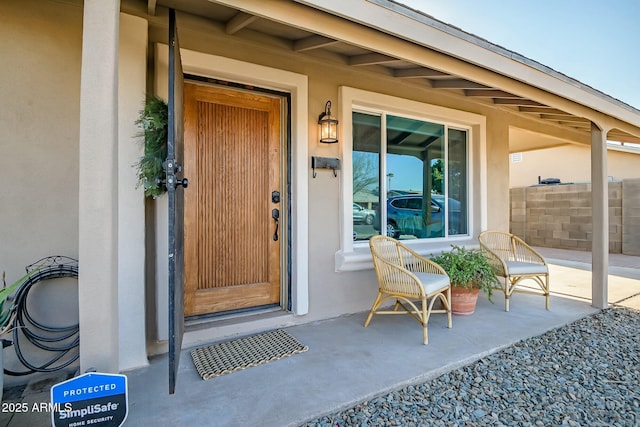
[1,0,83,381]
[1,0,149,380]
[0,0,82,285]
[510,144,640,188]
[2,0,640,383]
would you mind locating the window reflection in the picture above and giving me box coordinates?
[352,112,381,242]
[352,111,468,241]
[448,128,468,235]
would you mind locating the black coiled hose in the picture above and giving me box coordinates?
[4,256,79,376]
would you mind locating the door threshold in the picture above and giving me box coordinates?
[185,305,283,329]
[182,307,297,350]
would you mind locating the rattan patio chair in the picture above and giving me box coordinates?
[478,230,550,312]
[366,235,452,344]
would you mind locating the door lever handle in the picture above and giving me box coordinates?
[272,208,279,241]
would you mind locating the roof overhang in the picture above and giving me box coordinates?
[147,0,640,145]
[297,0,640,128]
[312,0,640,122]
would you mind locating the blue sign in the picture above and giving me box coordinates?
[51,372,128,427]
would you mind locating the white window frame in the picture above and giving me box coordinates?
[336,87,487,271]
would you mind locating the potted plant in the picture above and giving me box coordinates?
[431,245,499,315]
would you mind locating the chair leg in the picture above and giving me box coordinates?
[421,296,428,345]
[504,277,510,312]
[545,275,550,310]
[364,292,383,327]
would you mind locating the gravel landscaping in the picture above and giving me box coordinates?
[301,307,640,427]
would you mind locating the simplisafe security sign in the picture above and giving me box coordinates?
[50,372,128,427]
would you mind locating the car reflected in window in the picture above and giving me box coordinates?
[352,203,375,225]
[374,194,461,239]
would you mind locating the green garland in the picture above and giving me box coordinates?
[134,96,168,198]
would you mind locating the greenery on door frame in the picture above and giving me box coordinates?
[134,96,168,198]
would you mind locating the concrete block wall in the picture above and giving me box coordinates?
[510,181,631,254]
[510,187,527,238]
[623,178,640,255]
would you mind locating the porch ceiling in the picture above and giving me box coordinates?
[151,0,640,147]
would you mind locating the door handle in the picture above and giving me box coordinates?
[272,208,279,241]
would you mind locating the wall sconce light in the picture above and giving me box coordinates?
[318,100,338,144]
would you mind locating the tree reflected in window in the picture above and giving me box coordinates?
[352,111,468,241]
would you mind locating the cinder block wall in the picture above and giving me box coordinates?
[509,181,633,254]
[623,179,640,255]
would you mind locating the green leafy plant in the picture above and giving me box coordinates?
[134,96,168,198]
[0,271,31,334]
[431,245,499,302]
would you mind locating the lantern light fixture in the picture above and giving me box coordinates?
[318,100,338,144]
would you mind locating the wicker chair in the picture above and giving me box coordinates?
[366,235,452,345]
[478,230,550,312]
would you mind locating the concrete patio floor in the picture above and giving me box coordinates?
[127,296,598,427]
[537,246,640,309]
[2,248,638,427]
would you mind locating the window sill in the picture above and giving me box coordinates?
[335,237,477,272]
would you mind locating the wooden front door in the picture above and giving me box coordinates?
[183,82,282,317]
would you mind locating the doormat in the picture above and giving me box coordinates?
[190,329,308,380]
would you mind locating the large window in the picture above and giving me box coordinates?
[352,111,468,242]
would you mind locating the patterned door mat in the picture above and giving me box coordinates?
[190,329,309,380]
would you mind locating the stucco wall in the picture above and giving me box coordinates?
[150,16,492,330]
[0,0,82,383]
[510,144,640,188]
[147,10,591,341]
[1,1,149,382]
[0,0,82,286]
[3,1,605,369]
[117,13,149,372]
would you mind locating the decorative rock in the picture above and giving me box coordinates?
[301,308,640,427]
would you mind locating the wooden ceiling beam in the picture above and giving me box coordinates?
[493,98,548,107]
[519,106,571,115]
[608,133,640,144]
[226,12,259,35]
[464,89,521,98]
[431,79,489,89]
[393,67,450,79]
[293,35,339,52]
[558,121,591,128]
[348,53,398,66]
[147,0,157,15]
[540,114,589,122]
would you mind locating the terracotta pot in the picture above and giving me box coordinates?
[450,286,480,315]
